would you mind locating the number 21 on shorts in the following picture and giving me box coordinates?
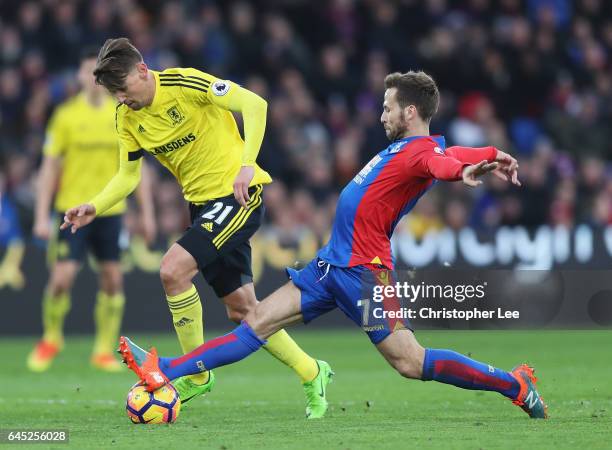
[202,202,233,225]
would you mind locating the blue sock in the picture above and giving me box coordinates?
[159,322,266,380]
[421,348,519,399]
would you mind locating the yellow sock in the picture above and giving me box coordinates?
[263,329,319,383]
[167,285,209,384]
[42,291,71,346]
[93,291,125,355]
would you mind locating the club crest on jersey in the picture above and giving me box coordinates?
[212,80,230,96]
[166,105,184,125]
[434,146,444,154]
[388,142,404,154]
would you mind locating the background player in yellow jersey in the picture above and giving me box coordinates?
[61,38,332,417]
[27,49,156,372]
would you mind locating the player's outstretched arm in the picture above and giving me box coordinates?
[461,160,499,187]
[421,148,497,186]
[446,146,520,186]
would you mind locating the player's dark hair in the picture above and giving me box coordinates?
[93,38,143,92]
[384,71,439,123]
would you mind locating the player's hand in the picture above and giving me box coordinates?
[462,160,499,187]
[33,218,51,240]
[60,203,97,233]
[233,165,254,208]
[141,212,157,245]
[493,149,521,186]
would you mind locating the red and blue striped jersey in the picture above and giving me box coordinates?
[318,135,496,269]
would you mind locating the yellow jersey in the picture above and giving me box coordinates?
[44,92,125,216]
[115,68,272,204]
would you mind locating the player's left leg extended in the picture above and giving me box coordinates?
[221,283,319,383]
[92,261,124,372]
[120,280,334,418]
[119,281,303,384]
[375,329,548,418]
[220,282,329,418]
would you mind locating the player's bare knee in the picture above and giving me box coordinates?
[159,259,182,289]
[160,254,197,292]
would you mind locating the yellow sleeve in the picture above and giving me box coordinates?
[89,107,143,215]
[181,69,267,166]
[208,81,267,166]
[43,108,69,157]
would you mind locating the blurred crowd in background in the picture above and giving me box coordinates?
[1,0,612,250]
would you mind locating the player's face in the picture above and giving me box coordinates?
[113,63,151,110]
[380,88,408,141]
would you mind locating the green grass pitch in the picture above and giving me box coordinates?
[1,330,611,449]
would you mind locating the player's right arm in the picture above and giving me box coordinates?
[61,107,143,233]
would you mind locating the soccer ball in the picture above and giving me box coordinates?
[126,382,181,424]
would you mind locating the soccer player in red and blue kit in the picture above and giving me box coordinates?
[118,71,547,419]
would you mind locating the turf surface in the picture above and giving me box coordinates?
[1,330,611,449]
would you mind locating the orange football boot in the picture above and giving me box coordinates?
[118,336,169,391]
[511,364,548,419]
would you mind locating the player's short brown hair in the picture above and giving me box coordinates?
[384,71,439,123]
[93,38,143,92]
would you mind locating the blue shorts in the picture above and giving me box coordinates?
[286,257,413,344]
[52,213,123,263]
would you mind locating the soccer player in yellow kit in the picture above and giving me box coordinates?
[62,38,331,417]
[27,49,156,372]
